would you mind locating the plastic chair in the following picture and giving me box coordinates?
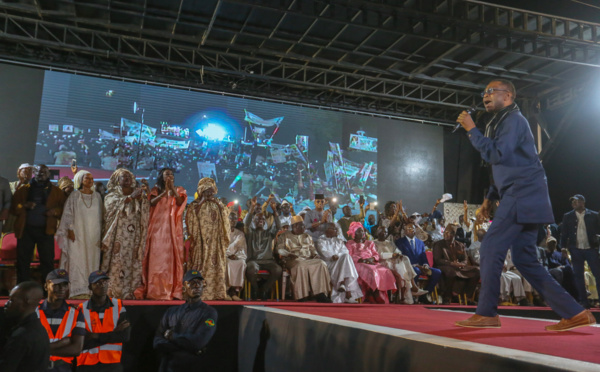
[0,233,17,265]
[245,270,280,301]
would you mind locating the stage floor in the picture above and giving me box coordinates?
[260,304,600,368]
[2,298,598,371]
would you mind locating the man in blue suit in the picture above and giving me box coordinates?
[455,79,594,331]
[560,194,600,308]
[396,223,441,303]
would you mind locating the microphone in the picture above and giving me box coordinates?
[453,106,477,133]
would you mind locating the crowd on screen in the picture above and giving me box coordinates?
[0,162,599,370]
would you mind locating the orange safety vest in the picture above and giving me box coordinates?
[36,305,79,364]
[76,298,123,366]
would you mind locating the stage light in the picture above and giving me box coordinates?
[332,197,337,203]
[196,123,227,141]
[234,200,238,204]
[374,202,378,206]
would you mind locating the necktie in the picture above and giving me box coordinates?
[410,239,415,251]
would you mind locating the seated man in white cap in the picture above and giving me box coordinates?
[277,215,332,302]
[315,223,363,303]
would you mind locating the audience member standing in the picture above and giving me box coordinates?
[0,281,49,371]
[154,270,218,372]
[135,168,187,300]
[560,194,600,308]
[11,164,66,283]
[101,169,149,300]
[56,171,103,299]
[185,178,230,300]
[77,271,131,372]
[38,269,85,372]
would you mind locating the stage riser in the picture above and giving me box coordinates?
[238,307,571,372]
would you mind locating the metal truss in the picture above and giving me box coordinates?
[0,0,598,122]
[0,12,478,118]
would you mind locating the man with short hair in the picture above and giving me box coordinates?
[226,212,247,301]
[456,79,593,331]
[244,197,282,300]
[11,164,66,283]
[338,200,365,240]
[37,269,85,371]
[0,281,49,372]
[303,194,332,240]
[396,223,441,303]
[560,194,600,308]
[433,225,480,304]
[77,271,131,371]
[277,215,332,302]
[154,270,218,372]
[315,223,363,303]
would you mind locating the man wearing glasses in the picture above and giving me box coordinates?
[455,79,595,331]
[154,270,218,371]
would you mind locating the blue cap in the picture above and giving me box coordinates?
[183,269,204,283]
[88,270,110,284]
[46,269,70,284]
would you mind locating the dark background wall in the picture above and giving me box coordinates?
[0,64,44,178]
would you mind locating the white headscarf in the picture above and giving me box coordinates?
[73,170,92,190]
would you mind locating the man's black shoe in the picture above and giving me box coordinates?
[315,293,332,303]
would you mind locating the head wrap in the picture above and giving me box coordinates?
[347,221,364,239]
[107,168,135,194]
[73,170,91,190]
[197,177,217,196]
[57,176,74,191]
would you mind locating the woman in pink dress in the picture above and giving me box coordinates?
[346,222,397,304]
[135,168,187,300]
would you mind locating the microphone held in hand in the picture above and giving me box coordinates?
[453,106,477,133]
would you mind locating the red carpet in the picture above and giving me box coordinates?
[269,304,600,365]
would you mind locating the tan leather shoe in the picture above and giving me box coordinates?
[545,310,596,332]
[455,314,501,328]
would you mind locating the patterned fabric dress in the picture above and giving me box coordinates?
[101,169,150,299]
[185,178,230,300]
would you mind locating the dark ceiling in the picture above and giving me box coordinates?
[0,0,599,122]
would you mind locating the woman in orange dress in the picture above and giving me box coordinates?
[135,168,187,300]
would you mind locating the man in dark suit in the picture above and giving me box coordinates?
[396,223,441,303]
[455,79,593,331]
[560,194,600,308]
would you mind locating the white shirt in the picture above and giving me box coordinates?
[576,210,590,249]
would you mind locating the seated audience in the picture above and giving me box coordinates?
[315,223,363,303]
[346,222,397,304]
[396,223,441,304]
[374,225,427,304]
[276,216,332,302]
[226,212,247,301]
[244,198,282,300]
[433,225,480,304]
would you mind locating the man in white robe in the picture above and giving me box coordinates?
[227,212,247,300]
[374,225,427,304]
[315,223,363,303]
